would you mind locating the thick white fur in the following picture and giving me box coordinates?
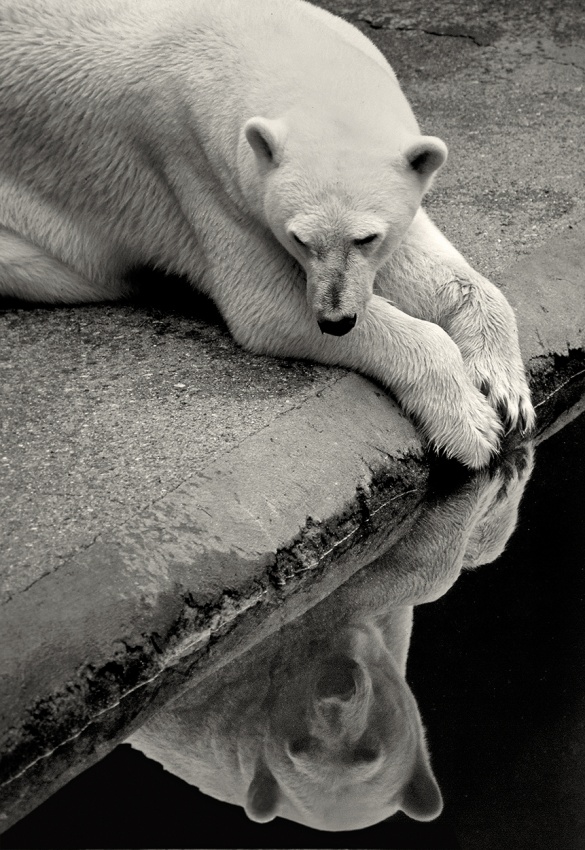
[129,442,534,830]
[0,0,534,466]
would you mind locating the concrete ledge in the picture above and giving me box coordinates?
[1,375,426,830]
[1,224,584,832]
[496,223,585,430]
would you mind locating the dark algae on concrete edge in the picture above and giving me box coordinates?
[0,374,426,830]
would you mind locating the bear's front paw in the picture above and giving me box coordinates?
[403,370,503,469]
[466,353,535,436]
[428,384,504,469]
[398,326,506,469]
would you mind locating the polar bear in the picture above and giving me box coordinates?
[0,0,534,467]
[129,440,534,830]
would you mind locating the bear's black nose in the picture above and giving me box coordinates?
[316,657,359,700]
[317,314,357,336]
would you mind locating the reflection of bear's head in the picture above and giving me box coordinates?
[245,622,442,830]
[132,618,442,832]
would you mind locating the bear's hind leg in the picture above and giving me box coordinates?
[0,227,122,304]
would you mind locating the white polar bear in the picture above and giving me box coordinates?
[0,0,534,466]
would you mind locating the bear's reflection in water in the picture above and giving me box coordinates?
[129,440,534,832]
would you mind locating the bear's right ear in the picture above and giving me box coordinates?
[245,757,281,823]
[245,117,286,167]
[404,136,448,180]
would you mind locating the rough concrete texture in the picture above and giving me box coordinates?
[1,0,585,832]
[0,292,344,600]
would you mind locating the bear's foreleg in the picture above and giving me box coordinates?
[211,227,502,468]
[380,210,535,433]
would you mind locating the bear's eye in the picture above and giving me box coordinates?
[292,233,307,248]
[353,745,380,763]
[354,234,378,246]
[288,735,318,756]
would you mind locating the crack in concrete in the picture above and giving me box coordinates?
[534,366,585,408]
[0,661,171,793]
[2,531,103,604]
[413,27,485,48]
[535,39,585,74]
[358,16,487,47]
[535,326,547,351]
[0,586,268,793]
[358,17,585,69]
[542,56,585,73]
[270,461,423,589]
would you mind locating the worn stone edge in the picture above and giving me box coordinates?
[0,374,427,829]
[1,224,584,832]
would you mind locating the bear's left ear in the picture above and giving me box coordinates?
[404,136,448,180]
[245,757,281,823]
[245,117,286,167]
[398,746,443,822]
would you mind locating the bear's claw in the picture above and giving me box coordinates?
[465,354,536,439]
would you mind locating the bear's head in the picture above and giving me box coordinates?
[244,623,443,830]
[243,111,447,336]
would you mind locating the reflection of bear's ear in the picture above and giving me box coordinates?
[399,750,443,822]
[245,117,286,167]
[245,758,281,823]
[405,136,448,178]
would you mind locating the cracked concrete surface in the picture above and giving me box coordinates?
[1,0,585,833]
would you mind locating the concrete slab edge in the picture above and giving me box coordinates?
[1,223,584,831]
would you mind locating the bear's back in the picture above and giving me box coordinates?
[194,0,419,136]
[1,0,419,140]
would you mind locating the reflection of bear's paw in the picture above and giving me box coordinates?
[460,435,534,569]
[464,435,534,516]
[490,434,535,501]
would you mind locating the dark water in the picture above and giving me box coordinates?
[3,413,584,850]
